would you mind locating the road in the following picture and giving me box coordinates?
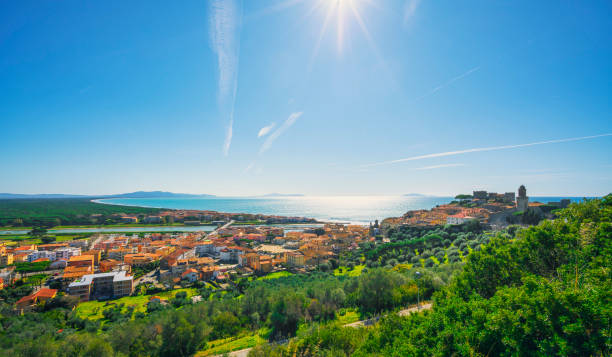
[201,220,234,240]
[214,303,433,357]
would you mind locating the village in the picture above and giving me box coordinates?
[0,221,373,310]
[383,185,570,228]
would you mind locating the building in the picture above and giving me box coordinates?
[473,191,488,200]
[124,253,159,267]
[286,251,305,267]
[63,265,93,281]
[15,288,57,310]
[68,255,94,271]
[181,268,199,283]
[108,248,135,261]
[0,253,14,266]
[27,250,57,263]
[121,216,139,223]
[239,253,260,268]
[55,247,81,260]
[144,216,163,224]
[200,266,216,281]
[504,192,516,203]
[68,271,133,302]
[446,213,475,225]
[516,185,529,212]
[82,250,102,265]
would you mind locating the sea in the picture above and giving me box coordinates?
[96,196,590,225]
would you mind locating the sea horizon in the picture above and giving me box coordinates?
[95,195,592,224]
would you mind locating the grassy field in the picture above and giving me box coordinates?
[0,233,91,246]
[256,271,294,280]
[333,264,365,277]
[196,332,267,356]
[75,288,198,320]
[336,308,361,325]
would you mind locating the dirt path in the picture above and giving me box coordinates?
[214,303,433,356]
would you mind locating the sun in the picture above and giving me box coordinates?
[310,0,373,56]
[254,0,381,65]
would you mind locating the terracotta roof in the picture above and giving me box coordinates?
[69,255,94,262]
[16,288,57,305]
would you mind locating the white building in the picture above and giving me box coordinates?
[55,247,81,260]
[446,214,475,225]
[27,250,57,262]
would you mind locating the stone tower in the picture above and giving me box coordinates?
[516,185,529,212]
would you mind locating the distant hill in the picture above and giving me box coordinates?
[403,193,427,197]
[0,191,215,199]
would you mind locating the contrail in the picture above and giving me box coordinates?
[414,66,480,102]
[363,133,612,167]
[209,0,242,156]
[415,163,465,170]
[260,112,303,154]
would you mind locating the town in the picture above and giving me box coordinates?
[0,184,560,311]
[1,221,372,310]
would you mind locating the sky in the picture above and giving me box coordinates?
[1,0,611,197]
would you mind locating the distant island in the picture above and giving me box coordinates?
[403,193,428,197]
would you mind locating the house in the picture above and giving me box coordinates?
[181,268,199,283]
[15,288,57,310]
[446,213,475,225]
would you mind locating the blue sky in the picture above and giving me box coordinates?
[1,0,611,196]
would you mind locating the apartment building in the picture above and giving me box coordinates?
[68,271,133,302]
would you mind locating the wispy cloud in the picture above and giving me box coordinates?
[414,66,480,102]
[258,123,276,138]
[415,163,465,170]
[403,0,421,25]
[363,133,612,167]
[223,119,233,156]
[244,162,255,173]
[260,112,303,154]
[209,0,242,156]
